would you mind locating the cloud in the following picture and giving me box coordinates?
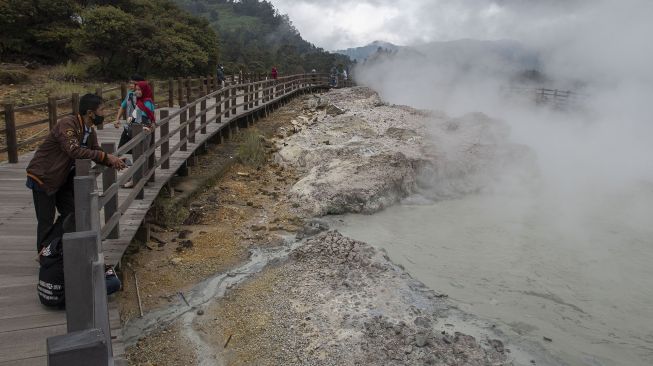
[351,0,653,234]
[268,0,589,49]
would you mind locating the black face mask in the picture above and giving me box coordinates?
[92,114,105,126]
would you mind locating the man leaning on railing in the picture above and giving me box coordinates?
[26,94,127,252]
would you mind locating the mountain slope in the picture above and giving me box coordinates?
[335,41,401,62]
[174,0,351,74]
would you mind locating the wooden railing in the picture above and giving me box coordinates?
[0,73,269,163]
[46,73,330,365]
[504,87,587,107]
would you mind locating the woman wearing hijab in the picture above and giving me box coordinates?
[133,81,156,130]
[122,81,156,188]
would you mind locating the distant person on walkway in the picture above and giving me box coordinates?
[271,67,278,80]
[217,64,226,87]
[330,66,338,87]
[120,80,156,188]
[113,74,145,148]
[26,94,126,251]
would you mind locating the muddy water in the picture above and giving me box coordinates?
[335,185,653,365]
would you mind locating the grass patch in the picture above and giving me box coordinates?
[152,194,191,228]
[41,80,106,99]
[236,129,266,167]
[48,60,91,83]
[0,69,29,85]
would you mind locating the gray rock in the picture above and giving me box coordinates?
[414,316,432,329]
[326,104,345,116]
[415,333,429,347]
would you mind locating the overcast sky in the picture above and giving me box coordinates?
[268,0,590,50]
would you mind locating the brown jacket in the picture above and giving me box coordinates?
[27,114,108,194]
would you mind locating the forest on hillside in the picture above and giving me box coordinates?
[175,0,351,74]
[0,0,351,82]
[0,0,218,79]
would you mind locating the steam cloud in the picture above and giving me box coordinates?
[353,0,653,223]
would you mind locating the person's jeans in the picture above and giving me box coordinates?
[105,274,121,295]
[32,172,75,251]
[118,127,131,149]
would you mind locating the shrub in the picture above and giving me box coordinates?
[237,129,266,167]
[48,61,90,82]
[0,70,29,85]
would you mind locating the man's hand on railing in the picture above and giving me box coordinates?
[113,120,121,129]
[107,154,127,170]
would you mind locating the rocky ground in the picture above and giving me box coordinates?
[122,87,533,365]
[277,87,533,216]
[200,231,508,366]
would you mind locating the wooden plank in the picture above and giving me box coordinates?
[0,264,38,276]
[0,313,66,333]
[0,325,66,362]
[0,355,46,366]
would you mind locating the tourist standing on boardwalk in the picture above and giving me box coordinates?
[330,66,338,87]
[217,64,226,87]
[271,66,278,80]
[121,80,156,188]
[113,74,145,145]
[26,94,126,250]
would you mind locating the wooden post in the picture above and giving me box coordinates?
[244,80,249,111]
[231,86,237,116]
[179,101,187,151]
[61,230,112,356]
[101,142,119,239]
[72,93,80,116]
[148,122,155,183]
[255,81,259,107]
[224,88,230,118]
[160,110,170,169]
[3,103,18,163]
[188,104,196,144]
[47,328,110,366]
[186,77,192,102]
[177,78,184,106]
[48,97,58,130]
[131,124,145,200]
[249,83,253,109]
[75,159,92,179]
[200,99,207,134]
[216,91,222,124]
[120,83,127,102]
[168,79,174,107]
[94,88,103,130]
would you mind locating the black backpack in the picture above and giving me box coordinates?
[37,215,74,308]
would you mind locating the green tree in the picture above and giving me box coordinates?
[0,0,81,63]
[76,5,136,76]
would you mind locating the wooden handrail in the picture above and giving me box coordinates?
[82,73,330,239]
[3,73,304,162]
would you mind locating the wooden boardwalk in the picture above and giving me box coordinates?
[0,80,322,365]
